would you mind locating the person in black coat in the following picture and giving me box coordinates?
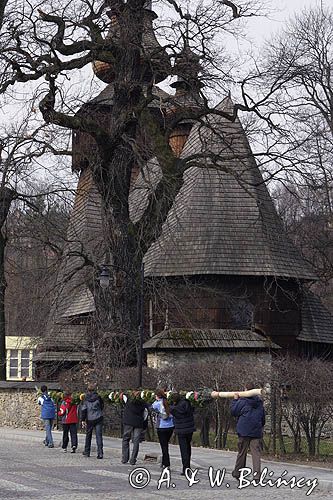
[170,393,196,475]
[121,393,148,465]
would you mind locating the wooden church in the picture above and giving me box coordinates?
[36,1,333,376]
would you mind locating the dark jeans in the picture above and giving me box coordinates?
[84,420,103,457]
[232,436,262,478]
[157,427,174,467]
[122,425,143,464]
[62,423,78,450]
[178,433,193,473]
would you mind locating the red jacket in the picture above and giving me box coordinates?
[58,397,78,424]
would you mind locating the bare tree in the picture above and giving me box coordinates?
[0,112,72,378]
[274,355,333,457]
[0,0,272,370]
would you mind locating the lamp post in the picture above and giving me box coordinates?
[98,261,145,388]
[138,262,145,388]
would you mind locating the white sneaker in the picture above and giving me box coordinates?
[62,448,67,453]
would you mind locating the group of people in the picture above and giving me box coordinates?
[38,384,196,473]
[38,382,265,478]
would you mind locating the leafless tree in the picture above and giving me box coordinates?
[0,0,272,371]
[0,112,72,379]
[273,355,333,457]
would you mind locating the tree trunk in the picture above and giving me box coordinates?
[0,187,16,380]
[0,231,6,380]
[200,409,211,447]
[222,416,230,449]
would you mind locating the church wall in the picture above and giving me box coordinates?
[147,275,302,350]
[146,349,272,371]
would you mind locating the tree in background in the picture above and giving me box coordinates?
[0,112,72,378]
[256,4,333,307]
[0,0,271,370]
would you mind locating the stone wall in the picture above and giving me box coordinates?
[147,349,272,370]
[0,382,59,430]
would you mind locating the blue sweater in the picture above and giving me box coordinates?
[231,396,265,438]
[152,400,174,429]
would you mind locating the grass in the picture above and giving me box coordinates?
[191,431,333,460]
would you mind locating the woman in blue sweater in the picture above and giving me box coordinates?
[152,389,174,468]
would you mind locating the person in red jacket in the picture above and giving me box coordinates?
[58,390,79,453]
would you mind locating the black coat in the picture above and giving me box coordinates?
[170,399,195,435]
[122,400,147,428]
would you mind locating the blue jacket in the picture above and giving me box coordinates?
[152,399,174,429]
[231,396,265,438]
[38,393,56,420]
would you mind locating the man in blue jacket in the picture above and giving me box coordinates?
[231,384,265,480]
[38,385,56,448]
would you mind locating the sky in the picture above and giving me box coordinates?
[0,0,327,191]
[243,0,324,44]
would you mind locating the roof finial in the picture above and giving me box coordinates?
[184,11,191,46]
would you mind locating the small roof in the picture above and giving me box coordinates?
[143,328,280,350]
[298,291,333,344]
[34,351,90,362]
[141,96,316,280]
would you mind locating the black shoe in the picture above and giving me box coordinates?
[129,461,136,465]
[180,472,185,476]
[48,444,54,448]
[82,451,90,457]
[121,461,128,464]
[97,455,103,459]
[71,447,76,454]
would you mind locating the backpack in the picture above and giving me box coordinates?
[40,394,56,419]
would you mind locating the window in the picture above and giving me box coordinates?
[6,348,34,380]
[9,349,19,378]
[21,350,30,378]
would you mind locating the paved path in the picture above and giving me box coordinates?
[0,428,332,499]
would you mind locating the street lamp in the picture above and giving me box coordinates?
[97,262,145,388]
[99,265,111,289]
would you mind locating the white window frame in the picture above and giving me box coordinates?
[6,348,35,380]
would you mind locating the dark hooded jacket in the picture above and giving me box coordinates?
[170,399,196,435]
[231,396,265,438]
[81,391,104,423]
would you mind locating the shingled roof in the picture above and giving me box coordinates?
[141,96,316,280]
[143,328,280,350]
[40,93,319,363]
[39,86,169,361]
[39,168,103,357]
[298,290,333,344]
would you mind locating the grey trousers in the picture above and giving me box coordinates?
[122,425,143,464]
[232,437,262,478]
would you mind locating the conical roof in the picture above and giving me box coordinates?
[142,96,316,280]
[298,290,333,344]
